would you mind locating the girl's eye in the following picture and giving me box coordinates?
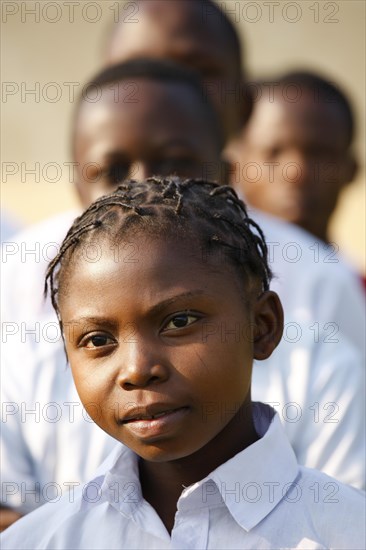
[163,313,199,331]
[83,334,115,348]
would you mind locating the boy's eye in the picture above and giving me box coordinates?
[106,162,129,184]
[83,334,115,348]
[163,313,199,331]
[268,146,283,158]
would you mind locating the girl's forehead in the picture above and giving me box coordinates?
[58,235,247,319]
[69,234,206,273]
[62,232,243,289]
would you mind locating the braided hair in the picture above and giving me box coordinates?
[45,177,272,319]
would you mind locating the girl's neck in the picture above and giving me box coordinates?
[139,401,259,534]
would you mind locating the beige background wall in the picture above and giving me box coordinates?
[1,0,365,273]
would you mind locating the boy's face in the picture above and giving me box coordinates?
[74,80,222,207]
[105,0,243,139]
[59,236,282,463]
[230,89,355,238]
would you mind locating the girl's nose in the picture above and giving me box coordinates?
[116,342,169,390]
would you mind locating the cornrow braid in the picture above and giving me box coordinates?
[45,177,272,318]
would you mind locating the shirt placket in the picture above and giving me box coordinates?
[171,506,209,549]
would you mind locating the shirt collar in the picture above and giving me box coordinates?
[177,403,299,531]
[216,402,299,530]
[80,403,299,532]
[79,443,142,515]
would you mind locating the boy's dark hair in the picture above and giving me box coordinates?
[73,58,224,149]
[258,71,354,145]
[198,0,242,68]
[45,177,272,318]
[107,0,243,74]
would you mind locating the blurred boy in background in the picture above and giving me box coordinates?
[228,71,358,244]
[104,0,251,140]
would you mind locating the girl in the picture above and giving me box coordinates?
[2,177,364,549]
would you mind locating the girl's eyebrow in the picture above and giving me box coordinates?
[148,290,206,317]
[63,317,118,330]
[65,291,206,327]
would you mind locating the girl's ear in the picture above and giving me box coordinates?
[253,291,284,360]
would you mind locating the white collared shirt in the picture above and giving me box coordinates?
[1,404,365,550]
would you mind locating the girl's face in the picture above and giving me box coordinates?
[59,236,281,463]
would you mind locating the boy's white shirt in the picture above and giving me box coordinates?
[0,209,23,244]
[1,404,365,550]
[251,209,366,356]
[1,211,365,514]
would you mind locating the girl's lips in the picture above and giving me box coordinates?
[121,406,190,438]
